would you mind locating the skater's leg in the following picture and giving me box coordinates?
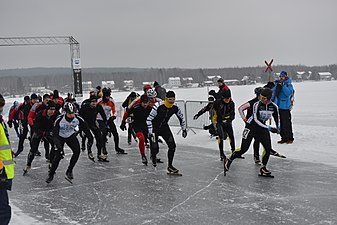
[253,138,260,160]
[98,120,108,155]
[26,133,41,166]
[160,127,176,167]
[257,129,272,167]
[65,135,81,173]
[216,123,225,159]
[135,131,145,156]
[224,123,235,152]
[108,119,120,150]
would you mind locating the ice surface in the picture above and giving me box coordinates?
[5,80,337,224]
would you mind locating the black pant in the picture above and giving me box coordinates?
[27,133,54,166]
[17,123,29,153]
[279,109,294,141]
[150,126,176,167]
[49,134,81,175]
[231,124,272,166]
[217,122,235,157]
[0,188,11,225]
[88,125,103,156]
[98,119,120,153]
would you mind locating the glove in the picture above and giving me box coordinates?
[120,121,126,131]
[182,129,187,138]
[193,114,199,120]
[111,116,116,121]
[268,126,279,134]
[7,121,12,128]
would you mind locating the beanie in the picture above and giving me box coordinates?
[53,90,59,98]
[280,71,288,77]
[166,91,175,98]
[46,101,56,110]
[30,93,38,100]
[89,95,98,102]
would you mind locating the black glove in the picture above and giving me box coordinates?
[120,121,126,131]
[111,116,116,120]
[182,129,187,138]
[7,121,12,128]
[269,127,279,134]
[193,114,199,120]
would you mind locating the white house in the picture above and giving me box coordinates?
[123,80,134,91]
[168,77,181,88]
[102,80,115,89]
[318,72,332,81]
[82,81,92,92]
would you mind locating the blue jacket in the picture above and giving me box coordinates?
[272,78,294,110]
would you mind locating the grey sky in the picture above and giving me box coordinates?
[1,0,336,69]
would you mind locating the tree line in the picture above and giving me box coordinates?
[0,64,336,95]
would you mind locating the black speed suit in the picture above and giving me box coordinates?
[50,114,93,176]
[230,100,279,166]
[79,103,107,156]
[26,110,59,167]
[146,101,186,167]
[213,99,236,158]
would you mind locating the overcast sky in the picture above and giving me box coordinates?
[1,0,336,69]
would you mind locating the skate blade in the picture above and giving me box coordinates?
[258,174,274,178]
[65,176,73,184]
[167,172,182,176]
[88,158,95,162]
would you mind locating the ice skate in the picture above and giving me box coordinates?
[65,171,74,184]
[45,173,54,184]
[271,151,286,158]
[116,147,127,155]
[151,156,157,167]
[224,158,232,171]
[141,155,148,166]
[23,165,31,176]
[98,155,109,162]
[259,167,274,178]
[156,158,164,163]
[167,166,182,176]
[88,152,95,162]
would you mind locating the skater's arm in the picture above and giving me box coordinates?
[146,103,159,134]
[238,102,250,122]
[175,106,186,130]
[97,104,107,122]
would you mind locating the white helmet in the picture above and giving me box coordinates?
[146,88,157,98]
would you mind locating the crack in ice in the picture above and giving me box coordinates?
[168,171,223,213]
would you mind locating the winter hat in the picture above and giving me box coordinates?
[140,95,149,103]
[30,93,38,100]
[260,88,273,99]
[53,90,59,98]
[153,81,159,87]
[166,91,175,98]
[264,81,275,89]
[143,84,152,92]
[46,101,56,110]
[130,92,137,98]
[280,71,288,77]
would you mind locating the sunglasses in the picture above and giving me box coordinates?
[167,97,175,101]
[260,95,271,101]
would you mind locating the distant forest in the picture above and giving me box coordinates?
[0,64,336,95]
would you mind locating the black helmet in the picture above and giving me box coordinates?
[254,87,263,95]
[64,102,75,114]
[102,87,111,97]
[260,88,273,99]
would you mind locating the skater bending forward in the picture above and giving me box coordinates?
[225,87,280,177]
[146,91,187,174]
[46,102,93,183]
